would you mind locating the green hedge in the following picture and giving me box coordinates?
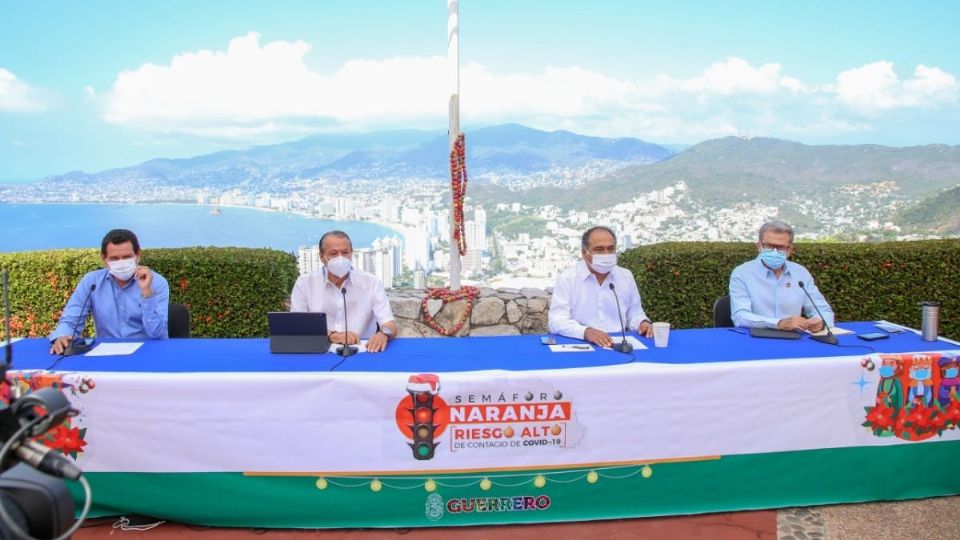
[0,247,298,339]
[620,239,960,340]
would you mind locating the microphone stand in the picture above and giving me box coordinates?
[798,280,837,345]
[336,287,358,357]
[63,284,97,357]
[608,283,633,353]
[3,270,12,371]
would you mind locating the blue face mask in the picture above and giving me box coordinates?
[759,249,787,269]
[945,368,959,378]
[911,368,930,380]
[879,366,895,378]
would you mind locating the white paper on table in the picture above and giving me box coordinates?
[602,336,648,351]
[810,326,855,337]
[85,342,144,356]
[0,338,24,348]
[549,344,595,353]
[327,340,368,354]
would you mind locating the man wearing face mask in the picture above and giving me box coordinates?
[548,226,653,347]
[290,230,398,353]
[729,220,834,332]
[49,228,169,354]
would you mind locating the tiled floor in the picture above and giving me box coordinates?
[68,496,960,539]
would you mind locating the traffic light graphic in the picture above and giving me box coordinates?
[406,374,441,460]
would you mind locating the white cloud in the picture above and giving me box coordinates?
[0,68,56,113]
[834,61,959,111]
[98,33,960,143]
[676,57,806,96]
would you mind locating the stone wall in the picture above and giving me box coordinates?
[388,288,553,337]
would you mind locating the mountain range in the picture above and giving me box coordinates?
[44,124,672,190]
[12,125,960,235]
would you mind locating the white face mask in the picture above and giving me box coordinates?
[107,257,137,281]
[325,255,352,278]
[589,253,617,274]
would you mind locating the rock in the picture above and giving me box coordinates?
[469,324,520,336]
[412,320,443,338]
[526,297,549,313]
[390,296,422,320]
[520,287,549,298]
[479,287,497,298]
[498,293,522,300]
[397,318,440,338]
[471,297,506,326]
[427,298,443,317]
[521,312,548,334]
[432,299,471,337]
[515,298,528,306]
[506,301,522,323]
[498,287,521,294]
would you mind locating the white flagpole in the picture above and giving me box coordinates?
[447,0,462,291]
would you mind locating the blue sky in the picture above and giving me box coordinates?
[1,0,959,180]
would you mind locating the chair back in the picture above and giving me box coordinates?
[713,295,733,328]
[168,302,191,338]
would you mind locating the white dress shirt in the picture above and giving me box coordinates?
[548,261,650,339]
[290,268,394,339]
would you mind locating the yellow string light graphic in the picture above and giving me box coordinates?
[313,464,656,493]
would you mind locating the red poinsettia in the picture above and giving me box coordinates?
[865,404,895,431]
[943,400,960,428]
[57,426,87,455]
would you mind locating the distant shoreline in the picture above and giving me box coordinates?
[0,200,405,245]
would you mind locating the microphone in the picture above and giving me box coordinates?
[63,284,97,357]
[14,439,83,480]
[798,281,837,345]
[336,286,358,357]
[608,283,632,354]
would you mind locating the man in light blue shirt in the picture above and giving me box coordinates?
[49,229,169,354]
[729,221,834,332]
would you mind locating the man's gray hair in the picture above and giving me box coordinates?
[319,230,353,253]
[581,226,617,251]
[758,221,794,244]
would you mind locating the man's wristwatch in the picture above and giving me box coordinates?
[380,326,394,339]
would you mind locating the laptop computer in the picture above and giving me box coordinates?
[749,327,802,340]
[267,312,331,353]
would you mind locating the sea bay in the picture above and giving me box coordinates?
[0,203,399,253]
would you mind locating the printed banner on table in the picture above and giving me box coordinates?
[9,349,960,474]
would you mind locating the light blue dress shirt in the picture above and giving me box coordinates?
[729,256,834,329]
[49,268,170,340]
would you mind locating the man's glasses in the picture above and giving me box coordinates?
[760,243,791,253]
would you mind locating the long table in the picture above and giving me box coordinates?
[4,322,960,528]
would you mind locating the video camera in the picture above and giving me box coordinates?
[1,270,91,539]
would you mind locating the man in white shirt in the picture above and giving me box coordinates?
[290,231,398,352]
[548,226,653,347]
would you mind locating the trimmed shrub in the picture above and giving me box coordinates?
[620,240,960,339]
[0,247,297,339]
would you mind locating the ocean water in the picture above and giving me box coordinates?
[0,203,399,253]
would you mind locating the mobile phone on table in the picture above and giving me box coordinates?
[540,336,557,345]
[858,332,890,341]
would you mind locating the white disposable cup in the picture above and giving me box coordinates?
[652,322,671,348]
